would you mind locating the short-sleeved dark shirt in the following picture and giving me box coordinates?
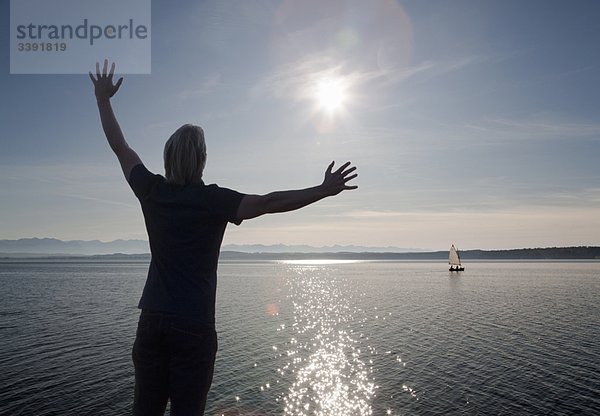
[127,163,245,325]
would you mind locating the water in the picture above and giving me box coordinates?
[0,260,598,415]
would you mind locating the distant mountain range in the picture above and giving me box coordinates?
[0,238,150,256]
[0,238,422,256]
[0,238,599,260]
[221,243,425,254]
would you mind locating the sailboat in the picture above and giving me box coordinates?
[449,244,465,271]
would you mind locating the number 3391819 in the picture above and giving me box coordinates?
[17,42,67,52]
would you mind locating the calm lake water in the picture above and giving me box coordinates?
[0,260,598,415]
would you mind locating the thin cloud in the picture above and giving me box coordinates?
[466,114,600,140]
[339,210,409,219]
[56,193,137,209]
[0,163,123,185]
[177,73,222,100]
[248,52,504,108]
[249,56,345,100]
[340,186,600,218]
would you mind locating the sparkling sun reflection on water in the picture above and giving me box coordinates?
[278,265,376,416]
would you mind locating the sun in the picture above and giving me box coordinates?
[315,77,348,114]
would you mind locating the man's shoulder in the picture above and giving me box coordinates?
[130,163,164,182]
[128,164,165,199]
[202,183,238,193]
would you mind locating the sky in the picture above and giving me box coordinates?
[1,0,599,250]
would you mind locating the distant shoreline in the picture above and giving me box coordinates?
[1,246,599,261]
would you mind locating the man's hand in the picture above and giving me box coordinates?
[320,161,358,196]
[89,59,123,102]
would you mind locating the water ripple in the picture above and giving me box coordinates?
[1,261,599,415]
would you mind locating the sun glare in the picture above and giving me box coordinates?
[315,77,347,114]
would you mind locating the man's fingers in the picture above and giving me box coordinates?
[327,161,335,174]
[88,72,96,84]
[335,161,351,174]
[341,166,356,177]
[96,61,101,78]
[108,62,115,80]
[110,77,124,97]
[102,59,108,77]
[114,77,124,91]
[344,185,358,190]
[344,173,358,182]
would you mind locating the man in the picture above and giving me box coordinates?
[90,59,358,415]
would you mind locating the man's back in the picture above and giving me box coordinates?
[128,163,244,321]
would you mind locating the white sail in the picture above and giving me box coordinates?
[449,244,461,266]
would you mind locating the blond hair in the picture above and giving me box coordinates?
[163,124,207,185]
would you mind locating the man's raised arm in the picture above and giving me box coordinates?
[237,161,358,221]
[89,59,142,180]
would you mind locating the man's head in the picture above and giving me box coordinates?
[163,124,207,185]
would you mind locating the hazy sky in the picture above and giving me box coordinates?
[1,0,599,250]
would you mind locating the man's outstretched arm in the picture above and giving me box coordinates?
[89,59,142,180]
[237,161,358,221]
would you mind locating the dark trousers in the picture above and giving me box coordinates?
[132,310,218,416]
